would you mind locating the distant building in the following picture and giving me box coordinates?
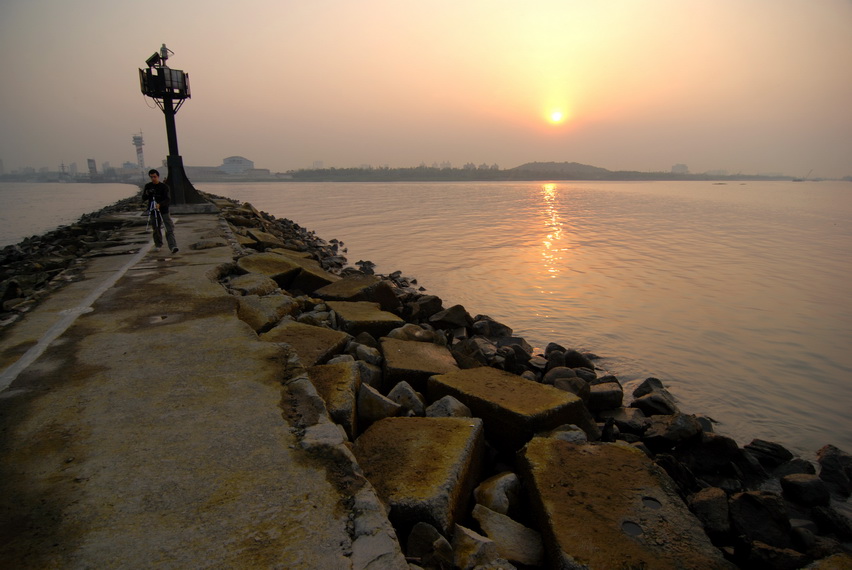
[671,163,689,174]
[312,160,324,169]
[220,156,254,175]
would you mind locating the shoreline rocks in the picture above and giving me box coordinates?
[2,192,850,568]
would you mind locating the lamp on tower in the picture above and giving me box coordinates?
[138,44,209,209]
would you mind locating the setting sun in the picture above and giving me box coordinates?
[549,110,565,124]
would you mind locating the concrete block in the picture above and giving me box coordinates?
[315,274,401,312]
[260,320,351,366]
[327,301,404,339]
[381,337,459,392]
[518,438,733,569]
[427,367,599,450]
[237,251,340,293]
[307,361,362,440]
[353,417,484,535]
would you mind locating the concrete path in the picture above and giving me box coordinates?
[0,212,404,568]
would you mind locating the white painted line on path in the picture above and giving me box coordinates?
[0,242,152,392]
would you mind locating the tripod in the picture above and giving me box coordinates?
[146,198,163,232]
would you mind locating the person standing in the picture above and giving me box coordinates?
[142,169,178,253]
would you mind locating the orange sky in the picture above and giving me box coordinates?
[1,0,850,177]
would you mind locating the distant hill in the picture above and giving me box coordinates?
[510,161,612,175]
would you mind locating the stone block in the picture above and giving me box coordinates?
[381,337,459,392]
[315,274,401,312]
[236,294,299,332]
[353,417,484,535]
[307,361,361,440]
[427,367,599,450]
[471,504,543,567]
[518,439,733,569]
[327,301,404,339]
[237,251,340,293]
[587,381,624,411]
[246,228,287,249]
[260,320,351,367]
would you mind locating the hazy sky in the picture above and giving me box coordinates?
[1,0,850,177]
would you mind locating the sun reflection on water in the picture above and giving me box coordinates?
[541,183,565,278]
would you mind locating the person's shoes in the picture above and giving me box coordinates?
[171,247,179,254]
[153,246,162,251]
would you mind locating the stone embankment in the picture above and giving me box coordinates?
[2,194,851,569]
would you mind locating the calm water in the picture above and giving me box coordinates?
[199,180,852,458]
[0,183,139,247]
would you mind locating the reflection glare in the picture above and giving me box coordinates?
[540,183,565,277]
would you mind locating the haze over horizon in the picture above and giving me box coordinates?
[1,1,850,178]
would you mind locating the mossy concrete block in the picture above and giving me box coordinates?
[260,320,351,366]
[353,417,484,535]
[307,361,361,440]
[427,367,599,450]
[381,337,459,392]
[246,228,286,249]
[237,252,340,293]
[237,252,302,285]
[327,301,404,339]
[315,274,401,312]
[518,439,734,570]
[236,294,299,332]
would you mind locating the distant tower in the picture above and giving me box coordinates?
[132,132,145,171]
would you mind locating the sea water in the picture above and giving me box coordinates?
[198,180,852,458]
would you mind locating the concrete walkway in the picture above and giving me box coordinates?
[0,211,404,568]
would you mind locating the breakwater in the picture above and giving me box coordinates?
[1,194,850,568]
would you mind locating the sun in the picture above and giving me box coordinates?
[548,110,566,124]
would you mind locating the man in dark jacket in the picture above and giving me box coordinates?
[142,169,178,253]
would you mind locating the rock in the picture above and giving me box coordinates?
[541,366,576,385]
[228,273,279,296]
[780,474,831,507]
[744,439,795,469]
[775,458,818,478]
[235,294,299,332]
[518,440,732,569]
[471,504,543,567]
[386,381,425,416]
[428,367,600,450]
[471,315,513,339]
[587,380,624,411]
[314,274,401,313]
[405,294,444,322]
[552,376,590,402]
[406,522,454,569]
[327,300,405,338]
[307,361,361,440]
[451,337,498,368]
[811,506,852,542]
[357,384,402,428]
[354,344,383,366]
[688,487,730,539]
[642,413,702,452]
[452,525,499,570]
[355,360,383,391]
[805,553,852,569]
[673,432,767,486]
[385,323,444,344]
[633,377,673,399]
[353,417,484,535]
[429,304,473,330]
[817,444,852,496]
[545,350,566,370]
[563,349,594,370]
[654,454,702,497]
[737,540,810,570]
[598,407,648,435]
[260,320,351,367]
[631,391,678,416]
[425,395,472,418]
[548,425,589,444]
[381,337,460,393]
[729,491,792,549]
[474,472,520,515]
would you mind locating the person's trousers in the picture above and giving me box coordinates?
[152,212,177,250]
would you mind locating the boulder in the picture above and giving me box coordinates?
[425,395,471,418]
[811,506,852,542]
[429,304,473,330]
[541,366,576,385]
[307,361,361,440]
[385,323,445,345]
[406,522,454,569]
[642,413,702,452]
[552,376,590,402]
[729,491,792,549]
[780,474,831,507]
[452,525,500,570]
[587,380,624,412]
[473,472,520,515]
[451,337,498,368]
[518,439,732,569]
[327,301,404,339]
[471,315,513,339]
[816,444,852,496]
[405,294,443,322]
[353,417,484,535]
[235,294,299,332]
[386,381,426,417]
[428,367,600,450]
[744,439,795,469]
[471,504,543,567]
[381,337,459,392]
[563,349,594,370]
[228,273,279,296]
[688,487,730,539]
[598,407,648,435]
[314,274,401,313]
[631,391,678,416]
[259,320,351,367]
[357,384,402,428]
